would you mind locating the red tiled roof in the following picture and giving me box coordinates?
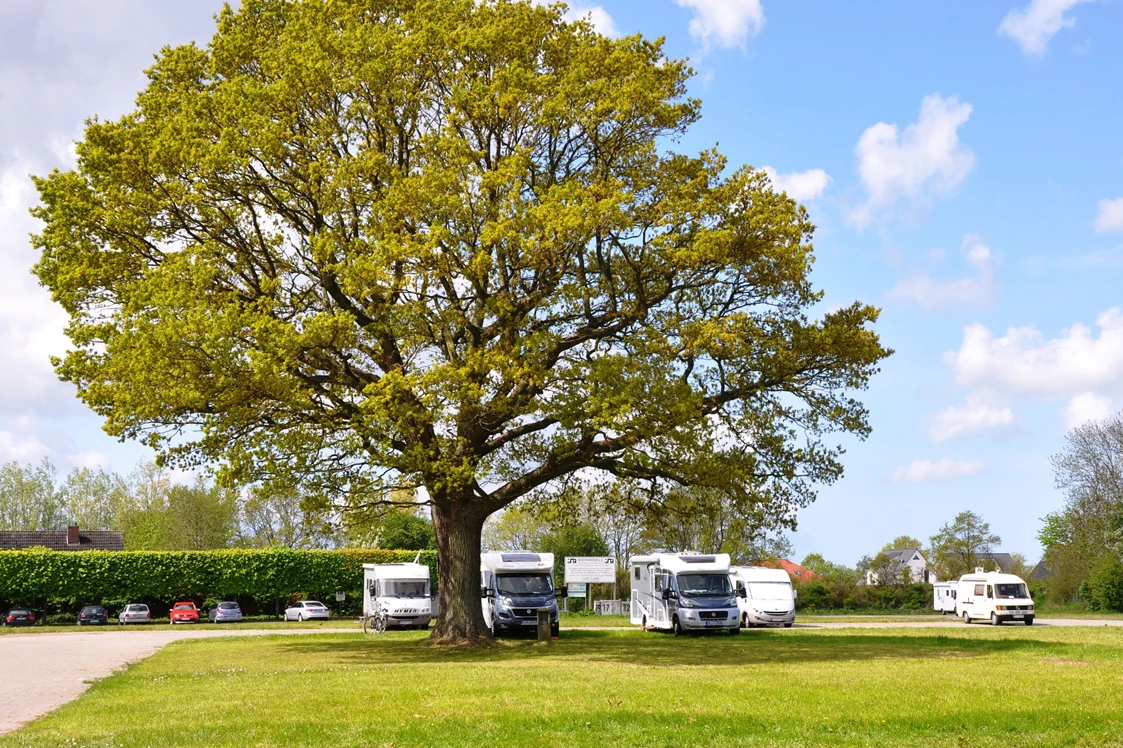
[758,558,819,580]
[0,529,124,551]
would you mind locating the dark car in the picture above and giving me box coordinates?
[3,609,35,627]
[78,605,109,626]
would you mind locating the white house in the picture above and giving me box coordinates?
[865,548,937,585]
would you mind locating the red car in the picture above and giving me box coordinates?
[169,602,200,624]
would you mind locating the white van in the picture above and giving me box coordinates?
[362,562,434,629]
[629,552,740,635]
[933,581,957,614]
[480,551,563,638]
[956,569,1034,626]
[729,566,796,628]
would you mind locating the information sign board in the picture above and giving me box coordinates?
[567,583,587,598]
[564,556,617,584]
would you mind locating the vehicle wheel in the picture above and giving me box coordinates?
[740,613,747,629]
[729,626,740,636]
[1025,616,1034,626]
[641,615,648,631]
[672,616,683,637]
[551,622,559,638]
[784,623,793,628]
[297,613,304,622]
[962,611,970,625]
[490,618,500,639]
[990,612,1000,626]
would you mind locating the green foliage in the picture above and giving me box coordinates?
[928,510,1000,580]
[540,523,609,583]
[0,548,434,604]
[377,513,436,550]
[881,536,924,553]
[799,553,859,585]
[1085,554,1123,612]
[794,579,933,612]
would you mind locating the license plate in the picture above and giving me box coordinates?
[1012,613,1024,617]
[704,620,722,626]
[522,620,537,625]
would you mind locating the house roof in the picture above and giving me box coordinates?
[976,552,1015,571]
[1029,560,1051,581]
[0,529,124,552]
[759,558,819,580]
[883,548,926,566]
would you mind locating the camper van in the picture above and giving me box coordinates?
[629,552,740,635]
[956,569,1034,625]
[729,566,796,628]
[362,562,434,629]
[933,581,957,614]
[480,551,563,638]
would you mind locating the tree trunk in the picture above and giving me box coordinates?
[430,499,490,645]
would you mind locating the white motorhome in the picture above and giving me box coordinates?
[933,581,957,614]
[729,566,796,628]
[956,569,1034,626]
[480,551,563,638]
[362,562,434,629]
[629,552,740,635]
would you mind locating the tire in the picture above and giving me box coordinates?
[490,618,500,639]
[672,616,683,637]
[551,622,559,638]
[740,613,747,629]
[641,615,649,631]
[729,626,740,636]
[991,612,1000,626]
[783,623,793,628]
[297,613,304,622]
[1025,616,1034,626]
[963,611,970,625]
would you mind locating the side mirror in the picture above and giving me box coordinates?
[1030,591,1035,599]
[481,587,490,599]
[661,588,673,600]
[736,588,746,599]
[558,587,568,599]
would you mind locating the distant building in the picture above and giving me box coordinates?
[866,548,936,585]
[975,552,1016,573]
[758,558,819,582]
[0,525,124,552]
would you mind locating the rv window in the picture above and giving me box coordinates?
[634,567,640,580]
[986,585,993,599]
[654,574,663,592]
[974,584,984,596]
[952,590,956,599]
[995,583,1027,599]
[496,574,553,595]
[384,580,428,598]
[735,581,745,592]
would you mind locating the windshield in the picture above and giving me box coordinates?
[496,574,553,596]
[746,582,793,601]
[384,580,429,598]
[995,583,1029,599]
[678,574,733,597]
[218,602,238,609]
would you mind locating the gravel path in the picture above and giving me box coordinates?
[0,628,348,735]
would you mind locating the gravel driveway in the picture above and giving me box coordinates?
[0,627,356,735]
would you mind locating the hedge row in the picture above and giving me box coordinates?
[0,548,437,602]
[794,580,934,611]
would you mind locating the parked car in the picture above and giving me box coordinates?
[170,602,200,624]
[283,600,330,622]
[208,601,243,623]
[78,605,109,626]
[118,603,151,624]
[3,609,35,627]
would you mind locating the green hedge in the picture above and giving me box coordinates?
[795,580,933,612]
[0,548,437,603]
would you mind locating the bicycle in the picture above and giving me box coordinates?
[362,608,388,635]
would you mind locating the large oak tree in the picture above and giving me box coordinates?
[32,0,890,643]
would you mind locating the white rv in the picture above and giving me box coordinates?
[480,551,563,638]
[729,566,796,628]
[362,562,434,629]
[933,581,957,614]
[629,552,740,635]
[956,569,1034,625]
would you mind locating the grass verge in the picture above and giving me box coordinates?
[5,627,1123,746]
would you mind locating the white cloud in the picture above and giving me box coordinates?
[1062,392,1114,431]
[761,166,831,202]
[848,94,975,228]
[999,0,1091,57]
[891,458,985,483]
[945,307,1123,398]
[1094,198,1123,233]
[929,395,1016,442]
[527,0,618,37]
[887,235,998,310]
[675,0,765,49]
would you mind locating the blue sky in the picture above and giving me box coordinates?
[1,0,1121,565]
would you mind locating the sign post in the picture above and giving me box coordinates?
[565,557,616,614]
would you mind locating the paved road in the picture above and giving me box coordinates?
[0,628,347,736]
[4,618,1123,735]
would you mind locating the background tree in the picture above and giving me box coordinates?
[856,552,905,586]
[882,536,924,553]
[237,485,337,549]
[0,459,63,531]
[928,511,1000,580]
[1039,412,1123,601]
[482,503,549,552]
[376,511,437,550]
[800,553,860,585]
[32,0,889,643]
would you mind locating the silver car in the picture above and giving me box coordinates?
[208,601,243,623]
[283,600,330,622]
[118,604,151,624]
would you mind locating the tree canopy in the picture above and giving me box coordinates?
[928,511,1000,580]
[31,0,890,642]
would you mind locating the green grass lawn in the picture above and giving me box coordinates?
[5,628,1123,747]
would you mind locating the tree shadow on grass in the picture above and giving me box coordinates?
[271,629,1063,668]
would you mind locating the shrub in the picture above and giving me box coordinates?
[1087,554,1123,612]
